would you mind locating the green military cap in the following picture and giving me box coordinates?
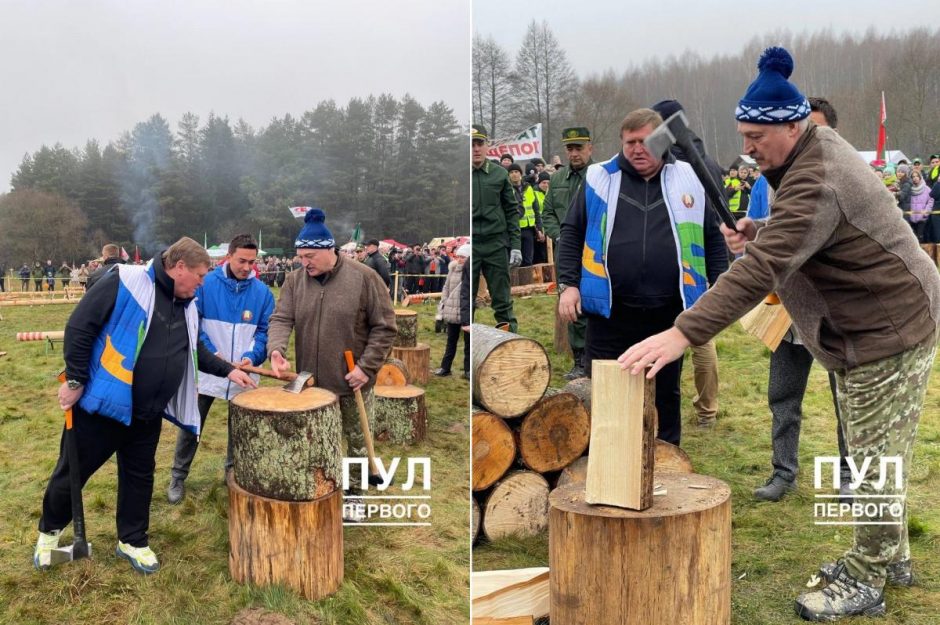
[561,127,591,145]
[930,153,940,160]
[472,124,488,141]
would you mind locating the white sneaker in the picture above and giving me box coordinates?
[115,541,160,574]
[33,529,62,569]
[342,492,367,523]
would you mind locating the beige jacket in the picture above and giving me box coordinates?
[267,254,397,395]
[676,124,940,370]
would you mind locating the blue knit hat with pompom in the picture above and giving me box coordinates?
[735,47,810,124]
[295,208,335,249]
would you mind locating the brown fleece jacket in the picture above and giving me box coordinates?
[675,124,940,370]
[267,253,397,396]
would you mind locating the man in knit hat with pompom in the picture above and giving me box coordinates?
[618,46,939,621]
[267,208,397,519]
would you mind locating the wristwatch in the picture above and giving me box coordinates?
[66,379,83,390]
[557,283,570,295]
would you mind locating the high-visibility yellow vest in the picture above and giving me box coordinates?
[519,185,537,228]
[930,165,940,184]
[725,177,742,212]
[533,189,545,214]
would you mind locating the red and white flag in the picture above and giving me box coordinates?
[120,246,130,261]
[289,206,312,219]
[876,91,887,162]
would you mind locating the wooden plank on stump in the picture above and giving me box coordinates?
[376,357,411,386]
[549,478,731,624]
[472,324,550,418]
[472,410,517,491]
[228,475,342,600]
[472,567,549,621]
[483,470,549,541]
[391,343,430,385]
[585,361,655,510]
[374,384,427,443]
[230,387,341,500]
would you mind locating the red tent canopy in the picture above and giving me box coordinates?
[381,239,410,250]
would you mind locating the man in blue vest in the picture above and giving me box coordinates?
[167,234,275,505]
[557,108,728,445]
[33,237,256,574]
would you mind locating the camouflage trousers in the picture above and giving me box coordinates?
[338,388,376,460]
[834,334,937,588]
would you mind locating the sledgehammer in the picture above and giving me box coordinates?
[48,371,92,566]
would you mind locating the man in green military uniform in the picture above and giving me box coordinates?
[471,124,520,331]
[542,127,593,378]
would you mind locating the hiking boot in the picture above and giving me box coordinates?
[342,490,366,523]
[433,368,452,377]
[564,349,586,381]
[33,529,62,570]
[116,541,160,574]
[795,563,885,621]
[820,559,914,588]
[167,477,185,505]
[753,475,795,502]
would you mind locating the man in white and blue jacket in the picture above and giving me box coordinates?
[557,108,727,446]
[34,238,255,574]
[167,234,274,505]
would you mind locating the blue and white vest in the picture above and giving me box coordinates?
[580,156,709,318]
[78,262,202,435]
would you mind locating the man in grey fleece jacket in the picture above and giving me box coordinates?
[620,47,939,621]
[268,209,397,467]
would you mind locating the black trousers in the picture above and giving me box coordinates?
[39,406,163,547]
[585,300,684,445]
[520,228,535,266]
[171,394,230,481]
[439,322,469,374]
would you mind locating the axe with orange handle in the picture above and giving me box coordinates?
[344,350,385,487]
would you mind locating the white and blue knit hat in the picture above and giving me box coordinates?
[735,47,810,124]
[295,208,335,249]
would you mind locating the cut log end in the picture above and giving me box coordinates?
[483,471,549,541]
[231,386,336,412]
[472,411,517,491]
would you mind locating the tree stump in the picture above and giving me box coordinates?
[473,410,517,491]
[391,343,430,385]
[374,384,427,443]
[549,476,732,625]
[377,357,411,386]
[472,324,550,418]
[228,474,342,600]
[483,470,549,541]
[230,387,341,500]
[517,393,590,473]
[394,309,418,347]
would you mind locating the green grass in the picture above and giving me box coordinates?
[0,295,469,624]
[474,295,940,625]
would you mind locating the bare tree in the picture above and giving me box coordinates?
[0,189,91,264]
[472,34,514,139]
[513,21,577,157]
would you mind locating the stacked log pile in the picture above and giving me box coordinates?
[471,326,693,544]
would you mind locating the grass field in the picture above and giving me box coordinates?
[0,293,469,625]
[473,295,940,625]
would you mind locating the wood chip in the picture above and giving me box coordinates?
[688,484,710,490]
[653,488,667,496]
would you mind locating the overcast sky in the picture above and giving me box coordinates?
[0,0,470,192]
[475,0,935,75]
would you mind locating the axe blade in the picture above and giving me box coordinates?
[47,541,92,566]
[282,371,314,393]
[643,119,677,159]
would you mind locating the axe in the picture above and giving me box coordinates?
[644,110,738,229]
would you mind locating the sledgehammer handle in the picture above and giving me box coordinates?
[344,350,379,477]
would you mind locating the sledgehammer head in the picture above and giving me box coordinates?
[643,110,690,158]
[47,541,92,567]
